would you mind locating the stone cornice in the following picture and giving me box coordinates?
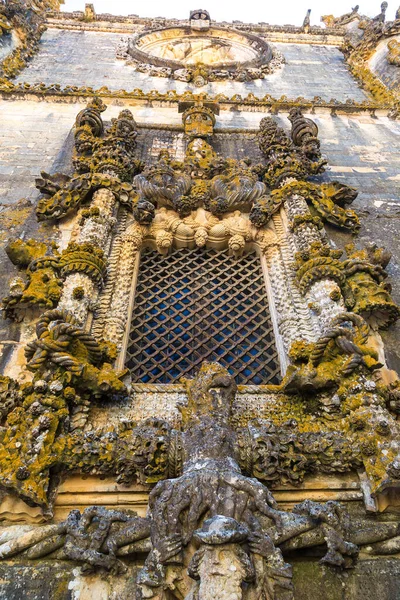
[0,84,393,117]
[45,14,345,45]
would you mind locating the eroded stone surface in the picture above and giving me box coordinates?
[14,30,368,101]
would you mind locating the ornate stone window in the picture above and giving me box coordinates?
[125,245,281,384]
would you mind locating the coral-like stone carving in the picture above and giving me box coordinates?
[387,38,400,65]
[208,158,267,214]
[294,242,400,328]
[2,239,62,318]
[132,137,269,224]
[251,181,359,231]
[134,150,192,216]
[25,309,127,394]
[343,243,400,328]
[283,312,380,393]
[257,115,327,190]
[2,364,400,598]
[35,101,141,221]
[59,242,107,286]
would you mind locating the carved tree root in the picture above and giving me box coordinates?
[150,468,282,552]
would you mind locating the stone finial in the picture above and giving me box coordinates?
[373,1,388,21]
[84,3,96,21]
[303,8,312,31]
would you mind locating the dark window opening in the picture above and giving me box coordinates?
[126,246,281,385]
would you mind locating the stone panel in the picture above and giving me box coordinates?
[292,558,400,600]
[14,29,368,101]
[369,36,400,92]
[0,100,82,205]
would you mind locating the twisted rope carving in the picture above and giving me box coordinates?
[25,309,103,373]
[310,313,370,375]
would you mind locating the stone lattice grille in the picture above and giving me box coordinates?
[126,246,281,384]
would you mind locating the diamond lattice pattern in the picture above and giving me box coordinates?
[126,246,281,384]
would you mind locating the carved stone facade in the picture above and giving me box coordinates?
[0,3,400,600]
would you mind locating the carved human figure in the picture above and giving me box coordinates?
[131,363,360,599]
[2,363,400,599]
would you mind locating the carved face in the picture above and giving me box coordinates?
[184,362,237,424]
[133,199,156,225]
[190,544,254,600]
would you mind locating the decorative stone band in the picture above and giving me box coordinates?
[262,214,319,348]
[0,81,392,116]
[281,193,345,331]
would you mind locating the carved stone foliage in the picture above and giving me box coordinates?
[294,241,400,329]
[25,309,127,398]
[35,100,142,222]
[0,1,62,80]
[282,312,380,393]
[339,8,400,114]
[134,150,192,217]
[256,114,327,189]
[2,239,62,318]
[2,238,111,320]
[2,364,400,599]
[0,306,128,507]
[388,38,400,65]
[130,108,365,243]
[250,180,359,231]
[131,133,271,225]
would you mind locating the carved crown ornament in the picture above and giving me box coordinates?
[0,95,400,598]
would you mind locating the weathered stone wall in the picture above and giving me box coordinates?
[0,556,399,600]
[14,29,368,101]
[0,15,399,600]
[369,35,400,92]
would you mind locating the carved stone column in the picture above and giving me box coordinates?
[257,113,348,333]
[102,223,145,351]
[258,227,317,357]
[57,188,117,327]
